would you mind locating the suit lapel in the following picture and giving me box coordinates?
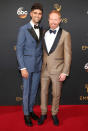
[43,27,50,55]
[49,28,62,55]
[43,28,62,55]
[38,27,43,43]
[43,38,49,55]
[27,22,43,44]
[28,27,39,43]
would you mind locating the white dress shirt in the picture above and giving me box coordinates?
[44,26,60,53]
[30,20,40,39]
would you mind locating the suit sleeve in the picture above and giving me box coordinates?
[62,32,72,75]
[16,27,26,69]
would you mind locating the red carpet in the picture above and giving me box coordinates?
[0,105,88,131]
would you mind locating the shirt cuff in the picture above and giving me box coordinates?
[62,73,68,76]
[20,68,26,70]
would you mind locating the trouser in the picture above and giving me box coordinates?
[40,67,62,115]
[23,71,40,115]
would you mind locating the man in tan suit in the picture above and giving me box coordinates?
[38,10,72,126]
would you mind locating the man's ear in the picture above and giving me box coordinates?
[48,18,49,22]
[30,11,32,17]
[59,18,62,23]
[48,16,50,22]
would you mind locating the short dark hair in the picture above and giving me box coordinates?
[31,3,43,12]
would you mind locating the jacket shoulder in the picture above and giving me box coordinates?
[62,29,71,36]
[19,23,30,30]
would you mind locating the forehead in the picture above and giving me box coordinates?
[32,9,42,13]
[49,13,60,19]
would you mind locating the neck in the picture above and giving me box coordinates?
[31,20,38,25]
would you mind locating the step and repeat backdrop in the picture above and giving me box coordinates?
[0,0,88,105]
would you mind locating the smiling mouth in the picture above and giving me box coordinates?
[51,24,56,26]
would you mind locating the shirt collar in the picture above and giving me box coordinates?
[30,20,38,28]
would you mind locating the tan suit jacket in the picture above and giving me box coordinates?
[42,28,72,76]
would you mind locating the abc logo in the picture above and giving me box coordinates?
[17,7,28,19]
[84,63,88,72]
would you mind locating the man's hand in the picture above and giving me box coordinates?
[59,73,67,82]
[21,69,29,79]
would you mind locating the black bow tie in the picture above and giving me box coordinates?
[34,25,39,29]
[49,29,56,34]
